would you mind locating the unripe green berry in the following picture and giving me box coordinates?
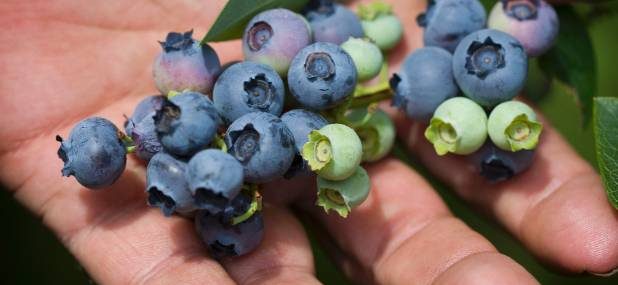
[361,15,403,51]
[302,124,363,181]
[353,109,395,162]
[340,38,383,82]
[425,97,488,155]
[357,2,402,51]
[316,166,370,218]
[488,101,542,151]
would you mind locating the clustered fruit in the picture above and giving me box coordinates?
[56,0,403,258]
[56,0,559,258]
[394,0,558,182]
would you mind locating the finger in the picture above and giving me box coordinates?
[16,169,235,284]
[391,107,618,274]
[220,206,320,285]
[300,158,538,285]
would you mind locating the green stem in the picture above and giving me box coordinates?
[231,185,262,225]
[354,63,391,97]
[349,89,394,109]
[212,134,227,152]
[118,131,136,153]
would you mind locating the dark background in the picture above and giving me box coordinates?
[1,2,617,284]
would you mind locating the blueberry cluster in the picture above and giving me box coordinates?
[393,0,557,182]
[56,0,404,258]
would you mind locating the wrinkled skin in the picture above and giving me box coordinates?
[0,1,616,284]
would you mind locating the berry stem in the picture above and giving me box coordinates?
[231,185,262,225]
[118,130,136,153]
[353,62,390,98]
[349,89,393,109]
[212,134,228,152]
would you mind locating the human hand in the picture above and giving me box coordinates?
[0,0,615,284]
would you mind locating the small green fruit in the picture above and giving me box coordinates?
[357,2,403,51]
[350,109,395,162]
[341,38,384,82]
[302,124,363,181]
[488,101,542,151]
[316,166,370,218]
[425,97,488,155]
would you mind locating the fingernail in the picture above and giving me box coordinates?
[589,267,618,277]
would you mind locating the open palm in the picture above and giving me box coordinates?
[0,0,616,284]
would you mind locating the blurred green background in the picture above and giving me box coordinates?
[1,1,617,284]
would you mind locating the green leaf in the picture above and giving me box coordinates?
[539,6,597,125]
[202,0,309,43]
[478,0,494,11]
[593,97,618,209]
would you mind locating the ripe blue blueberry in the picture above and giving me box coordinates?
[452,29,528,108]
[154,91,221,157]
[280,109,329,177]
[57,117,127,189]
[146,152,195,217]
[303,1,364,45]
[391,47,458,122]
[153,30,221,95]
[288,42,357,110]
[243,9,312,76]
[225,112,295,183]
[186,149,244,214]
[417,0,487,53]
[125,95,165,137]
[125,95,165,161]
[213,62,285,124]
[488,0,559,57]
[469,141,535,182]
[195,210,264,258]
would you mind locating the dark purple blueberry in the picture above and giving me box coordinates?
[195,210,264,258]
[124,95,165,137]
[468,141,535,182]
[125,95,165,161]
